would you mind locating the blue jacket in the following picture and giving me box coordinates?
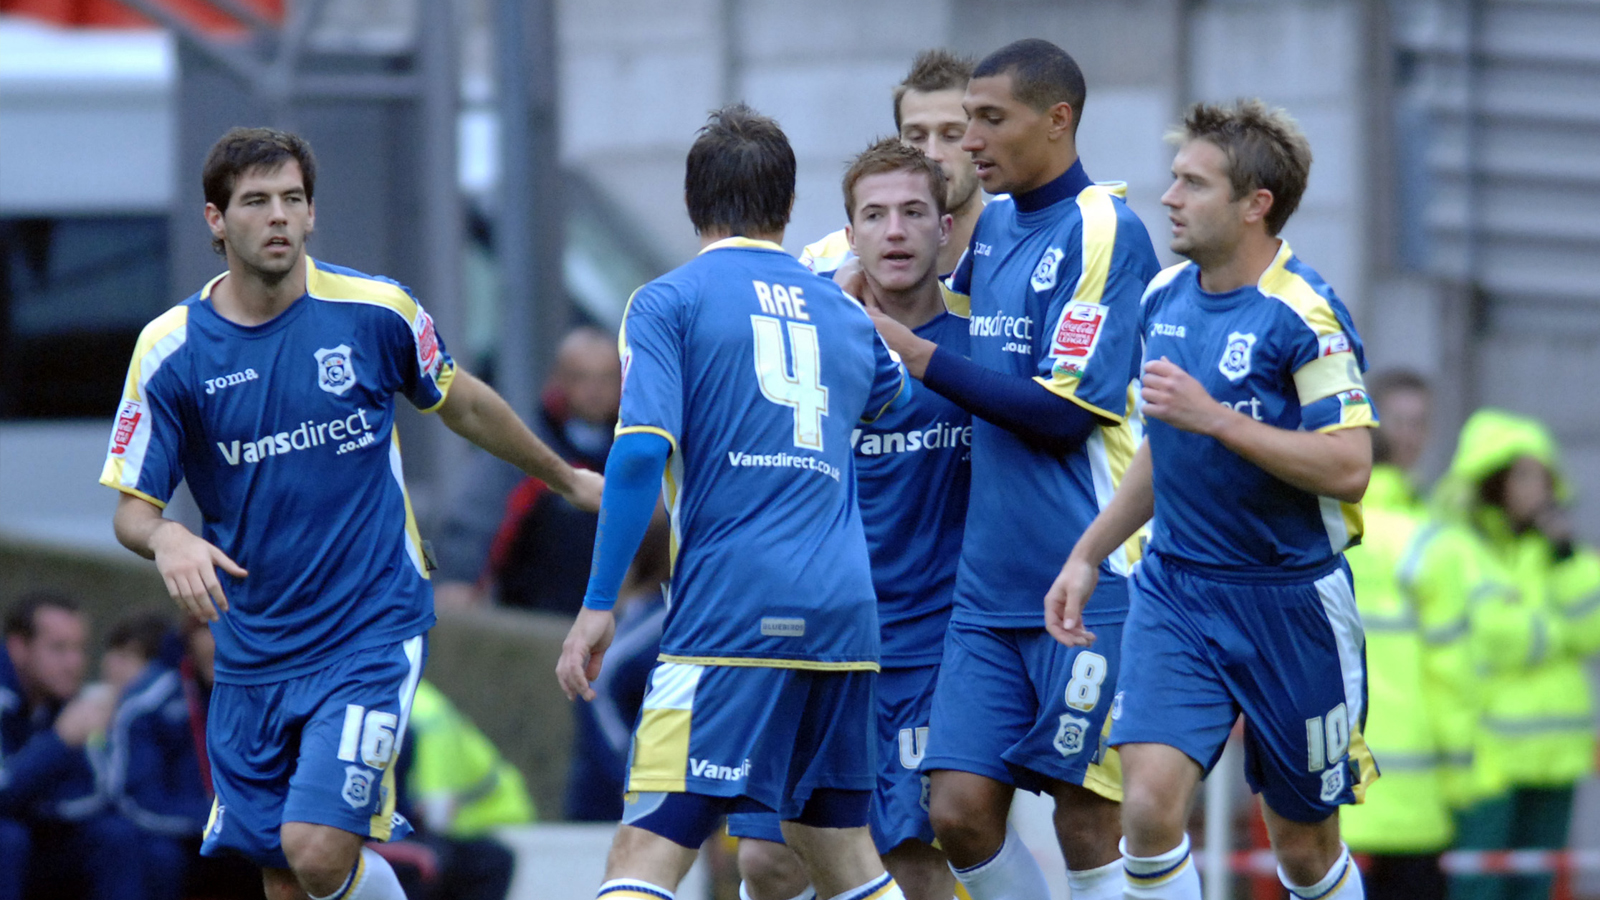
[97,664,207,837]
[0,650,97,820]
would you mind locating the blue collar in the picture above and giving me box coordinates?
[1013,159,1092,213]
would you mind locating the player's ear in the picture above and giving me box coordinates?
[845,224,856,254]
[204,202,226,240]
[938,213,952,247]
[305,199,315,237]
[1047,101,1075,141]
[1242,188,1274,227]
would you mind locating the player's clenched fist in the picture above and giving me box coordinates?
[559,468,606,513]
[1140,357,1225,435]
[556,607,616,702]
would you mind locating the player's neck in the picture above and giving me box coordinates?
[699,227,785,249]
[941,195,983,275]
[1197,234,1281,295]
[872,275,945,331]
[211,254,309,326]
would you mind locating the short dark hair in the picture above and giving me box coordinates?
[202,127,317,253]
[843,137,949,222]
[1368,369,1429,404]
[684,104,795,238]
[4,591,81,642]
[972,39,1087,132]
[1170,99,1313,236]
[893,49,976,131]
[106,611,173,662]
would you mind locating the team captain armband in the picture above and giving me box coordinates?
[1294,346,1375,432]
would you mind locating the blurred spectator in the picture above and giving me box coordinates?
[1341,371,1451,900]
[386,679,534,900]
[563,506,669,821]
[1429,409,1600,900]
[433,326,621,613]
[79,610,208,900]
[177,619,266,900]
[0,591,113,900]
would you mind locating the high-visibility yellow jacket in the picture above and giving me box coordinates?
[1433,410,1600,789]
[406,680,536,838]
[1342,464,1455,852]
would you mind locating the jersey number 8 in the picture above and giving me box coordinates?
[752,315,830,451]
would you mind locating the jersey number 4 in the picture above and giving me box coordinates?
[751,315,830,450]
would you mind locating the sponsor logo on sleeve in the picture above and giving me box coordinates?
[1318,332,1352,357]
[413,310,441,376]
[1030,246,1065,292]
[1049,301,1105,380]
[1218,332,1256,382]
[315,345,357,395]
[111,400,143,455]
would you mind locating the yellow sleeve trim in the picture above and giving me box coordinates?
[862,374,907,424]
[940,282,970,318]
[656,654,880,672]
[799,229,852,272]
[1316,417,1379,434]
[416,361,456,414]
[616,425,679,456]
[1070,185,1119,307]
[99,480,168,510]
[1032,375,1125,423]
[1257,241,1344,336]
[306,258,423,321]
[1293,351,1365,405]
[123,305,190,401]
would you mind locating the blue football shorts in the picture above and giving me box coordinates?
[1110,551,1378,822]
[922,620,1122,799]
[728,663,940,851]
[201,634,426,868]
[625,662,875,819]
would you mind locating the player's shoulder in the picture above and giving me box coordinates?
[798,228,853,276]
[1076,182,1158,257]
[305,257,421,324]
[1254,242,1356,338]
[128,299,196,379]
[1140,261,1194,307]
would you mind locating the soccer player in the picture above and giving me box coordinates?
[1046,99,1378,900]
[101,127,603,900]
[555,105,911,900]
[801,49,984,281]
[867,39,1159,900]
[730,139,971,900]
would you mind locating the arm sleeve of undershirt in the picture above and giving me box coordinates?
[581,431,670,611]
[921,345,1101,455]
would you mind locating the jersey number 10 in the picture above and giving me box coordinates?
[751,315,830,451]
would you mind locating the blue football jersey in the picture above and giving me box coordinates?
[101,259,451,684]
[852,311,970,667]
[1139,243,1376,570]
[616,238,908,669]
[944,162,1160,627]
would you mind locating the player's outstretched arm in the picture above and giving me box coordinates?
[556,431,669,701]
[1140,358,1372,503]
[113,493,246,622]
[1046,440,1155,647]
[437,368,604,511]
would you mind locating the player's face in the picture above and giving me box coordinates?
[961,74,1058,195]
[899,88,980,213]
[1161,139,1246,264]
[9,608,88,703]
[847,169,951,294]
[207,160,315,281]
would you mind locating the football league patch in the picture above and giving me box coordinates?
[413,310,442,377]
[111,400,142,455]
[1049,301,1105,380]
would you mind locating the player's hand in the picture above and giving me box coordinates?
[559,468,605,513]
[1141,357,1226,436]
[149,521,246,622]
[1044,556,1099,648]
[834,258,875,309]
[55,683,116,746]
[557,607,617,702]
[866,308,934,379]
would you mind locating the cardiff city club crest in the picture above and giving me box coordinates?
[315,345,357,395]
[1030,247,1065,292]
[1218,332,1256,382]
[342,765,374,809]
[1054,713,1090,757]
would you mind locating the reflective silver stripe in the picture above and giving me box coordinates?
[456,768,502,807]
[1362,610,1420,632]
[1365,750,1444,771]
[1562,591,1600,620]
[1397,523,1444,590]
[1483,715,1594,736]
[1527,616,1551,667]
[1468,582,1519,607]
[1441,750,1474,768]
[1424,617,1470,645]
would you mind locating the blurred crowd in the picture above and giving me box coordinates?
[1342,372,1600,900]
